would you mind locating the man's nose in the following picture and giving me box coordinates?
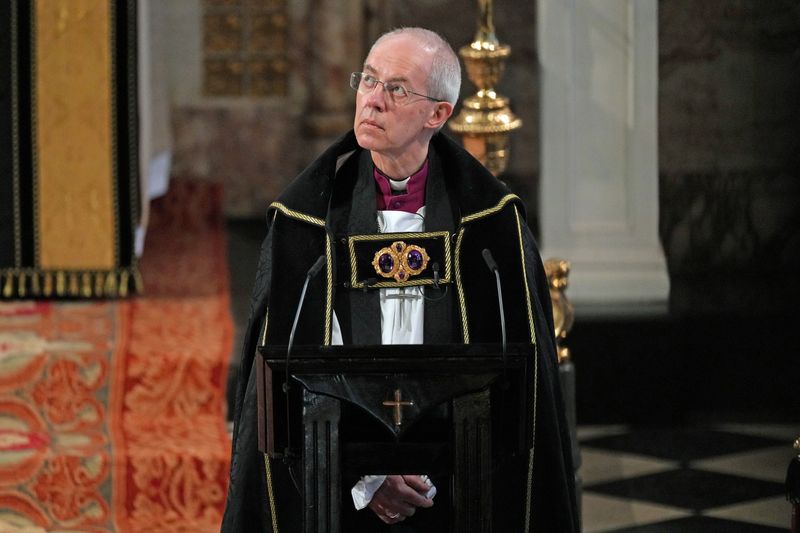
[364,83,387,109]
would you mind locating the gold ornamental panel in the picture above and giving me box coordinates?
[203,0,289,97]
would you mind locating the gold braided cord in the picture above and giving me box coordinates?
[353,278,451,290]
[460,193,520,224]
[514,206,536,345]
[324,234,333,345]
[454,227,470,343]
[514,204,539,532]
[269,202,325,227]
[263,453,280,533]
[348,230,452,243]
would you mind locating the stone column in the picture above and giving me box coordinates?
[537,0,669,304]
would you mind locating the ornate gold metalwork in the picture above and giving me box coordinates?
[371,241,430,283]
[383,389,414,426]
[449,0,522,176]
[544,258,574,363]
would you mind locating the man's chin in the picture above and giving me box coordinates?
[354,129,384,151]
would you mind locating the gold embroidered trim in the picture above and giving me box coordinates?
[0,268,142,299]
[324,233,333,346]
[30,0,39,265]
[454,227,469,343]
[347,231,452,289]
[264,453,280,533]
[11,0,21,268]
[460,193,520,224]
[514,206,536,345]
[514,205,539,532]
[270,202,326,227]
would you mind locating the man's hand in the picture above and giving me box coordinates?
[367,475,434,523]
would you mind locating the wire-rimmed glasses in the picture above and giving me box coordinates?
[350,72,445,105]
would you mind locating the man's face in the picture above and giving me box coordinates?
[353,35,442,160]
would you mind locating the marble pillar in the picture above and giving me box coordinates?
[537,0,669,305]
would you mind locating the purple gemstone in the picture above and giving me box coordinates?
[395,243,404,252]
[407,249,423,269]
[398,271,406,280]
[378,253,394,273]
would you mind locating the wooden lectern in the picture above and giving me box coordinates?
[255,343,532,532]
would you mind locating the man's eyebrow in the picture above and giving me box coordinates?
[363,64,409,83]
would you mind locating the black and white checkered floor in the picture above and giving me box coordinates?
[578,424,797,532]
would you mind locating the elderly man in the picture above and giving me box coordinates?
[222,27,578,532]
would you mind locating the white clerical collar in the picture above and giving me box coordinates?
[388,176,410,192]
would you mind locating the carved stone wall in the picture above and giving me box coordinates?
[659,1,800,312]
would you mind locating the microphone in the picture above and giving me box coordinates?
[284,254,326,487]
[432,262,441,290]
[482,249,506,357]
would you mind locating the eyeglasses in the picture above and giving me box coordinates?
[350,72,445,105]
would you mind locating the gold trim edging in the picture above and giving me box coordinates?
[263,453,280,533]
[324,233,333,345]
[11,0,21,268]
[269,202,326,227]
[460,193,519,224]
[513,205,538,532]
[454,227,469,343]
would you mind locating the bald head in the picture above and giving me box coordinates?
[369,28,461,106]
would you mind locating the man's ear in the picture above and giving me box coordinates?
[426,101,454,130]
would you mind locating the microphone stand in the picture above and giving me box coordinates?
[482,249,507,357]
[283,254,325,492]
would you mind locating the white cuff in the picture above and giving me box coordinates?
[351,475,387,510]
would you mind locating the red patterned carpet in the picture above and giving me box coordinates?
[0,182,232,532]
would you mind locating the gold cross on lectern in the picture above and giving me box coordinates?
[383,389,414,426]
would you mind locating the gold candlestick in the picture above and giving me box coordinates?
[544,258,575,364]
[449,0,522,176]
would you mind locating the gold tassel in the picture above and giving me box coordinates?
[18,272,26,298]
[133,268,144,294]
[2,274,11,298]
[68,273,79,296]
[94,273,104,297]
[81,272,91,298]
[32,272,40,295]
[56,271,66,296]
[119,270,130,298]
[105,272,117,297]
[44,273,53,297]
